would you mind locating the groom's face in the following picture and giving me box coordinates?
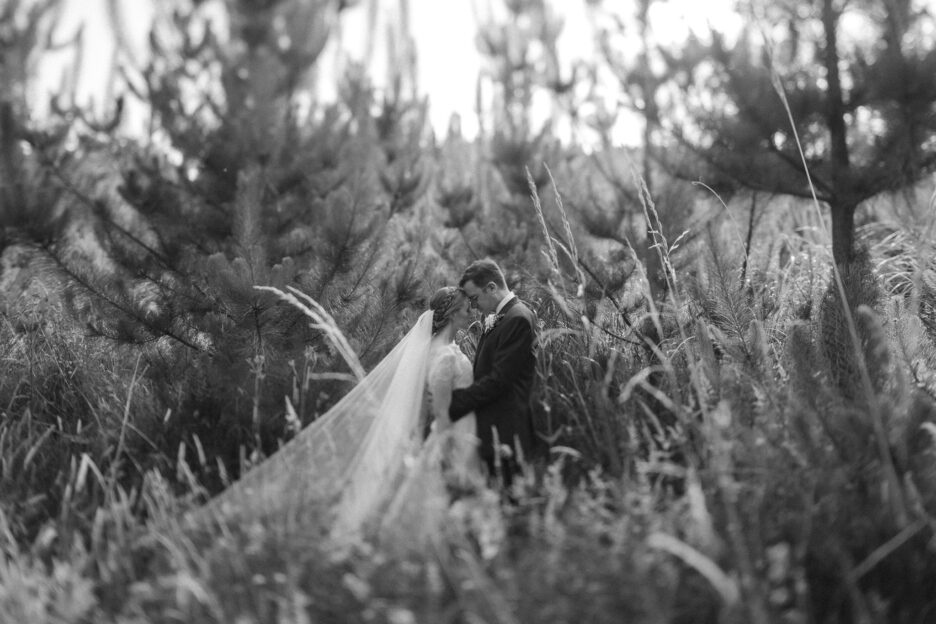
[462,280,498,315]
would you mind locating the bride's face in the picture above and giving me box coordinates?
[450,297,473,332]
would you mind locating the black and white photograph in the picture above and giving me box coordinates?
[1,0,936,622]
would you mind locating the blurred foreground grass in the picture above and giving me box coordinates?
[2,196,936,624]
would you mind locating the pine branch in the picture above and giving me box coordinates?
[664,124,833,201]
[37,243,204,352]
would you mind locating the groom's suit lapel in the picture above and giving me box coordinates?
[474,296,519,366]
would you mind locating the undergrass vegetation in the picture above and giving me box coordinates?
[3,174,936,624]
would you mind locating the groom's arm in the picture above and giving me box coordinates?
[449,315,535,421]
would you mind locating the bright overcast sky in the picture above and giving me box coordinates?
[328,0,740,141]
[43,0,740,143]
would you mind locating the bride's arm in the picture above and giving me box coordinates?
[426,350,456,430]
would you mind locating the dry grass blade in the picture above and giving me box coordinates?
[617,366,665,405]
[630,166,678,296]
[647,532,740,606]
[847,519,928,583]
[255,285,366,382]
[526,166,560,276]
[21,426,54,470]
[75,453,107,494]
[108,353,143,493]
[544,162,579,267]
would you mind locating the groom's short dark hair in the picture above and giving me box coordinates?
[460,258,507,289]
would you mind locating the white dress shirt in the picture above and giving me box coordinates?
[494,291,515,315]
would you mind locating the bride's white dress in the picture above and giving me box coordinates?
[357,339,483,549]
[426,340,481,483]
[198,309,482,552]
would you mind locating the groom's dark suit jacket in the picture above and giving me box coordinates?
[449,297,537,469]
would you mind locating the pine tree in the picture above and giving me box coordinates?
[466,0,581,286]
[658,0,936,266]
[589,0,675,300]
[0,0,69,253]
[12,0,435,481]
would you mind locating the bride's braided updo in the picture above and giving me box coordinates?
[429,286,465,335]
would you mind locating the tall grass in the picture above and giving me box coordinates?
[2,169,936,623]
[523,160,936,623]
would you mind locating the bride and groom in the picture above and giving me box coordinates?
[203,259,537,546]
[430,259,537,482]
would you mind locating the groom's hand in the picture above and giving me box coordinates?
[449,389,468,421]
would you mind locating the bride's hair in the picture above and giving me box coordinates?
[429,286,465,335]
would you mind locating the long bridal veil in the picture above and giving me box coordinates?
[197,295,435,543]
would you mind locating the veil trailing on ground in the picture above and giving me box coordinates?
[197,289,433,541]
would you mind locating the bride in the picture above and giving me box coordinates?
[199,285,484,547]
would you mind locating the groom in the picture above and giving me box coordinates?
[449,259,537,484]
